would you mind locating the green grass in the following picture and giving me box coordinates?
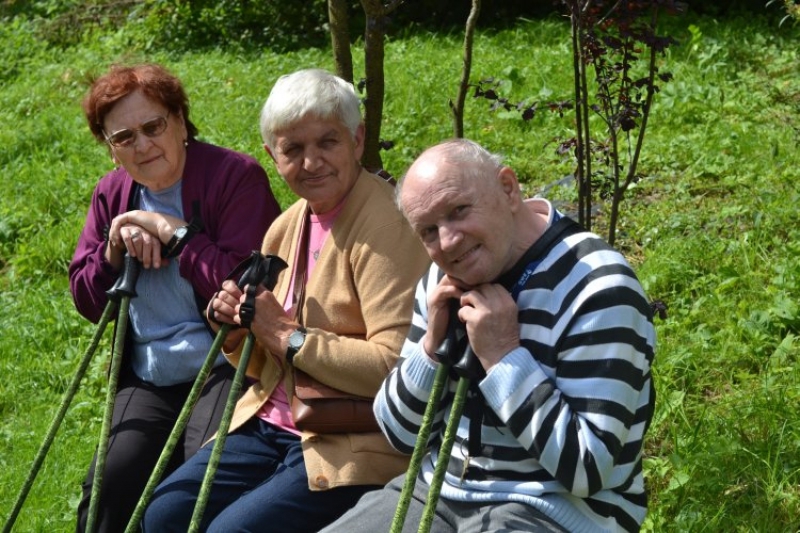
[1,10,799,532]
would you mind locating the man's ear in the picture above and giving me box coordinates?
[497,166,523,210]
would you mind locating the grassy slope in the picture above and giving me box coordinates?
[1,11,799,532]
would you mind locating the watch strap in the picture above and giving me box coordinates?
[286,326,307,364]
[163,208,203,259]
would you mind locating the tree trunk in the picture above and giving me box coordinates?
[328,0,354,83]
[362,10,386,172]
[359,0,404,174]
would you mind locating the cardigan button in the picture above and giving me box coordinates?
[315,475,329,489]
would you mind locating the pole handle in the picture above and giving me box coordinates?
[106,254,140,302]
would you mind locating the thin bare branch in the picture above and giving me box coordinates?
[451,0,481,138]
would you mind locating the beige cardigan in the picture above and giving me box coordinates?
[225,170,430,490]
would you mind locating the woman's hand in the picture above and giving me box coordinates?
[236,284,298,359]
[211,280,299,359]
[207,280,242,325]
[107,210,187,269]
[105,223,158,269]
[207,280,248,351]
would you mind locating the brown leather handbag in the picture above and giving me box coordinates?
[288,210,381,434]
[291,368,380,434]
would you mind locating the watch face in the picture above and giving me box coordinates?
[289,329,306,349]
[175,226,189,239]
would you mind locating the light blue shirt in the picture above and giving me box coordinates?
[128,181,223,386]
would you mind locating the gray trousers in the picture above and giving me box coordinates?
[319,473,569,533]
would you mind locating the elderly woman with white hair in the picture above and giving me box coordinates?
[142,68,430,532]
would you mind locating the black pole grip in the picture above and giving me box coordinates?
[434,300,467,368]
[106,254,140,303]
[454,345,485,380]
[234,251,288,292]
[234,252,289,330]
[434,299,485,380]
[262,254,288,291]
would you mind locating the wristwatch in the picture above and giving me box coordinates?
[286,327,307,364]
[163,225,190,258]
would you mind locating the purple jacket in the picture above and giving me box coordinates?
[69,140,282,323]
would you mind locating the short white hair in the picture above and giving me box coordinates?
[259,69,362,150]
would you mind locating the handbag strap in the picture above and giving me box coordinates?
[291,208,312,325]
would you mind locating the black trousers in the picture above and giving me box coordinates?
[76,362,236,533]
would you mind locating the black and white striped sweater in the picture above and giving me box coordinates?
[375,209,656,532]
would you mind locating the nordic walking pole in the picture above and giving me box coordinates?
[124,252,286,532]
[418,374,471,533]
[188,252,287,532]
[392,300,483,533]
[390,364,449,533]
[123,323,232,533]
[86,254,140,533]
[1,300,118,533]
[188,331,256,533]
[418,334,486,533]
[392,300,468,533]
[418,341,482,533]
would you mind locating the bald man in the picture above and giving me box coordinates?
[322,138,656,533]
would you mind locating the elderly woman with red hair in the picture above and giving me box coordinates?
[70,62,281,532]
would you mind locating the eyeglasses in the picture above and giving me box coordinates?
[104,112,170,148]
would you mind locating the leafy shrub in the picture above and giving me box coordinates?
[0,0,786,57]
[132,0,330,53]
[0,0,330,53]
[0,0,138,49]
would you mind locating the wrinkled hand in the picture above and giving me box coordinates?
[422,275,467,360]
[106,223,162,270]
[235,284,298,357]
[206,280,247,351]
[107,210,186,269]
[457,283,520,371]
[121,225,164,268]
[207,280,243,325]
